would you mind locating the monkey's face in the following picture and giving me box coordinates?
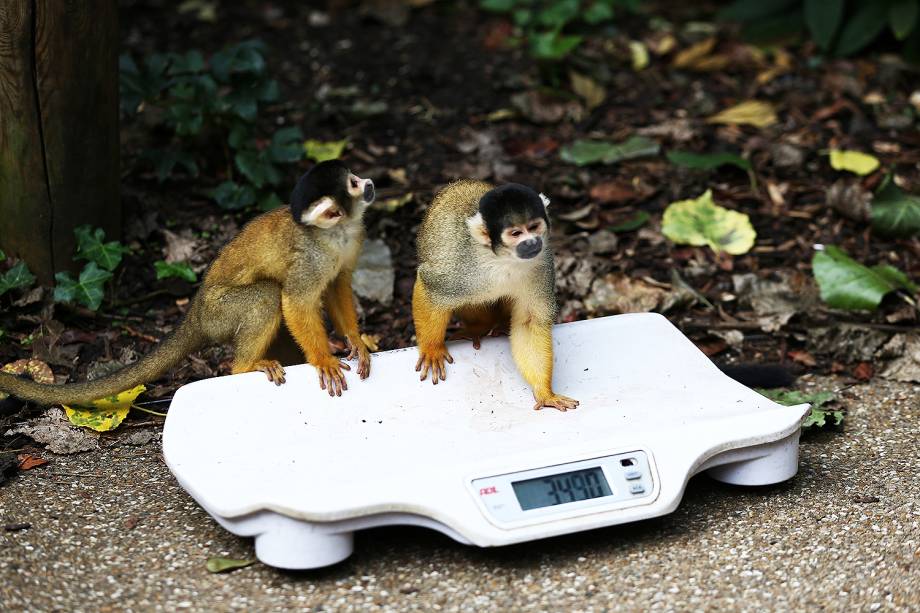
[290,160,375,228]
[468,183,551,261]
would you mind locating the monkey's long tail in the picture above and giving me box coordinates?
[0,318,206,407]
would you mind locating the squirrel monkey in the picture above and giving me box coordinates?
[413,180,579,412]
[0,160,375,405]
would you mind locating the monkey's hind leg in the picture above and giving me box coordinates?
[509,305,579,412]
[218,282,286,385]
[412,276,453,384]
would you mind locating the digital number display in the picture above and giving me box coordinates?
[512,467,612,511]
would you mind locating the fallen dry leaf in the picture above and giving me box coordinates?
[569,72,606,111]
[589,181,640,204]
[853,362,874,381]
[787,349,817,367]
[707,100,778,128]
[17,454,49,471]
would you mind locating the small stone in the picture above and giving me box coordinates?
[770,142,805,168]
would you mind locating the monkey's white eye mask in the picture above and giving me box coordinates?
[301,197,344,228]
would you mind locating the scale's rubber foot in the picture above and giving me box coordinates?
[705,431,800,486]
[253,515,354,570]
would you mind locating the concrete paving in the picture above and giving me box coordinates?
[1,376,917,612]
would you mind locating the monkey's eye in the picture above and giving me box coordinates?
[527,223,541,233]
[510,230,523,238]
[350,177,359,189]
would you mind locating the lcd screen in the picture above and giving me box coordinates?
[512,467,613,511]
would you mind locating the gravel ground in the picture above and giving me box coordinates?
[1,376,917,612]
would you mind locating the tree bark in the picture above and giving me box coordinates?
[0,0,119,284]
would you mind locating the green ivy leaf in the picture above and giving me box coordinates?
[480,0,516,12]
[234,150,281,188]
[871,182,920,238]
[0,261,37,296]
[0,249,5,261]
[154,260,198,283]
[757,388,843,430]
[74,226,129,272]
[811,245,917,311]
[889,0,919,40]
[210,181,257,210]
[560,136,660,166]
[144,149,200,182]
[53,263,113,311]
[835,2,889,56]
[258,191,283,211]
[584,1,615,24]
[268,127,305,163]
[667,150,752,172]
[661,189,756,255]
[530,31,583,60]
[609,211,650,233]
[804,0,844,50]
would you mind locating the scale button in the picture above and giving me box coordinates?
[629,483,645,495]
[624,470,642,480]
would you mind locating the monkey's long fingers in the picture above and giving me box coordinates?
[357,352,371,380]
[533,394,580,412]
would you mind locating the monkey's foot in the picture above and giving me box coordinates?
[345,337,372,380]
[252,360,286,385]
[313,357,350,397]
[533,394,579,412]
[415,346,453,384]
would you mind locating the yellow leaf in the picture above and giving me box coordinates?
[63,384,146,432]
[376,192,414,213]
[673,37,716,68]
[829,150,880,176]
[662,190,756,255]
[486,108,516,122]
[569,72,606,110]
[303,139,348,163]
[707,100,777,128]
[629,41,650,71]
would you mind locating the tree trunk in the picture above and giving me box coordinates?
[0,0,119,284]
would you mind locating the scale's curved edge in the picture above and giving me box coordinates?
[165,405,809,549]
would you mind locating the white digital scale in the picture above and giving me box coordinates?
[163,313,808,569]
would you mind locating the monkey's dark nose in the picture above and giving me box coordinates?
[363,181,375,203]
[516,237,543,259]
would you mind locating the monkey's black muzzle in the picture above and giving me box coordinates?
[516,237,543,259]
[363,181,375,204]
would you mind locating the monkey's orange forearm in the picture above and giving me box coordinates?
[325,270,361,341]
[281,292,335,366]
[509,313,555,399]
[412,277,452,350]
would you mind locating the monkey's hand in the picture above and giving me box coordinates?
[253,359,286,385]
[533,393,579,412]
[345,336,371,380]
[415,345,453,384]
[313,356,351,397]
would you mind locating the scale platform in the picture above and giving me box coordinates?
[163,313,808,569]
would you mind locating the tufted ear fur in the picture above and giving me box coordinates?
[539,193,550,208]
[466,212,492,246]
[300,197,344,228]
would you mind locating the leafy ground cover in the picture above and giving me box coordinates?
[1,0,918,450]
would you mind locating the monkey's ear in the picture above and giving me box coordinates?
[301,197,343,228]
[539,193,551,208]
[466,213,491,246]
